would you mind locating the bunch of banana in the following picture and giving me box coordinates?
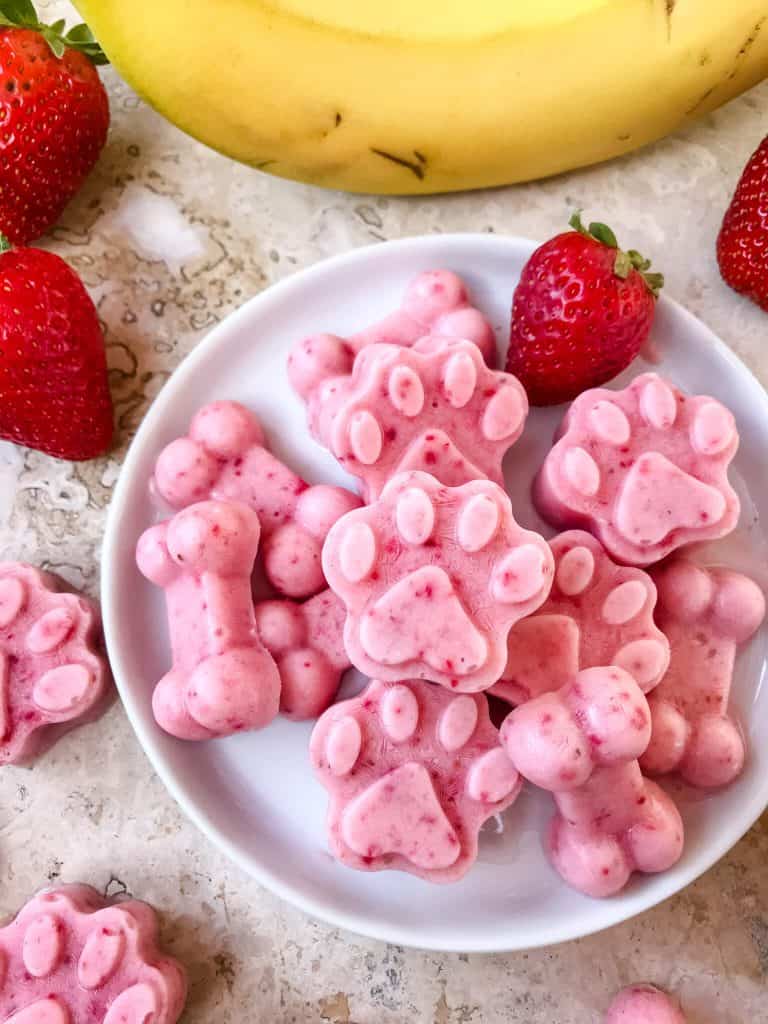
[75,0,768,195]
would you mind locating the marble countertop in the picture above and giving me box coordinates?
[1,2,767,1021]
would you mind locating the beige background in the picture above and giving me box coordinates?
[1,3,767,1020]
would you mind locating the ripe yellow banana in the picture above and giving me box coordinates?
[75,0,768,195]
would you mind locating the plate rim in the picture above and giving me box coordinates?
[101,232,768,953]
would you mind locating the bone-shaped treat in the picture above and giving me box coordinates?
[254,589,350,721]
[501,666,683,897]
[136,500,281,740]
[605,984,686,1024]
[287,269,496,400]
[641,559,765,788]
[152,400,361,598]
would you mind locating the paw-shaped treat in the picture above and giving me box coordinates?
[310,678,521,881]
[137,500,281,741]
[0,884,187,1023]
[254,589,350,720]
[322,471,554,692]
[491,531,669,705]
[605,985,686,1024]
[288,269,496,399]
[534,373,740,566]
[0,564,109,765]
[302,337,528,500]
[152,401,361,598]
[641,560,765,788]
[500,666,652,791]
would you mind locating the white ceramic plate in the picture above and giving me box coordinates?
[102,234,768,953]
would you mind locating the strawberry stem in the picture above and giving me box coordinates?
[0,0,108,64]
[568,210,664,298]
[0,234,12,254]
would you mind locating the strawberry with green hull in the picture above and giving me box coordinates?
[0,0,109,245]
[717,136,768,312]
[0,235,114,460]
[507,215,664,407]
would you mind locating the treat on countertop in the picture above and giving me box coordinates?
[642,559,766,789]
[500,666,652,792]
[310,678,521,882]
[605,984,686,1024]
[0,884,187,1024]
[136,500,281,740]
[501,666,683,897]
[534,373,740,566]
[152,400,361,598]
[322,471,554,692]
[254,589,350,720]
[302,336,528,500]
[491,530,669,706]
[0,563,110,765]
[287,269,496,399]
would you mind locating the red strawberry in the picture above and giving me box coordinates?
[0,236,113,460]
[0,0,109,245]
[507,214,664,406]
[717,136,768,311]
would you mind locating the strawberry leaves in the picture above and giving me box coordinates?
[0,0,108,64]
[569,211,664,297]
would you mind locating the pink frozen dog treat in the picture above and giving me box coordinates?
[137,500,281,740]
[322,471,554,692]
[288,269,496,399]
[0,563,110,765]
[501,666,683,897]
[534,373,740,566]
[500,666,652,792]
[0,884,187,1023]
[641,560,765,788]
[492,531,669,705]
[302,337,528,500]
[152,400,361,598]
[605,985,686,1024]
[254,589,350,720]
[311,678,521,881]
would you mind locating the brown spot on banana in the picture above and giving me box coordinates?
[370,148,427,180]
[728,17,766,79]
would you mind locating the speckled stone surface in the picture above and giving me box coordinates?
[1,3,767,1021]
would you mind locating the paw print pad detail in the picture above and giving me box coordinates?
[535,373,740,565]
[254,589,350,721]
[641,560,765,788]
[501,666,684,897]
[0,885,187,1023]
[152,400,361,597]
[287,269,496,400]
[322,472,554,691]
[137,500,281,741]
[491,531,669,705]
[0,564,109,765]
[310,679,521,881]
[303,338,528,500]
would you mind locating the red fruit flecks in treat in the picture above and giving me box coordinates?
[507,214,664,406]
[717,136,768,311]
[0,4,109,245]
[0,238,114,460]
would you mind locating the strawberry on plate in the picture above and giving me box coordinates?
[507,214,664,406]
[0,0,109,245]
[0,235,114,460]
[717,135,768,312]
